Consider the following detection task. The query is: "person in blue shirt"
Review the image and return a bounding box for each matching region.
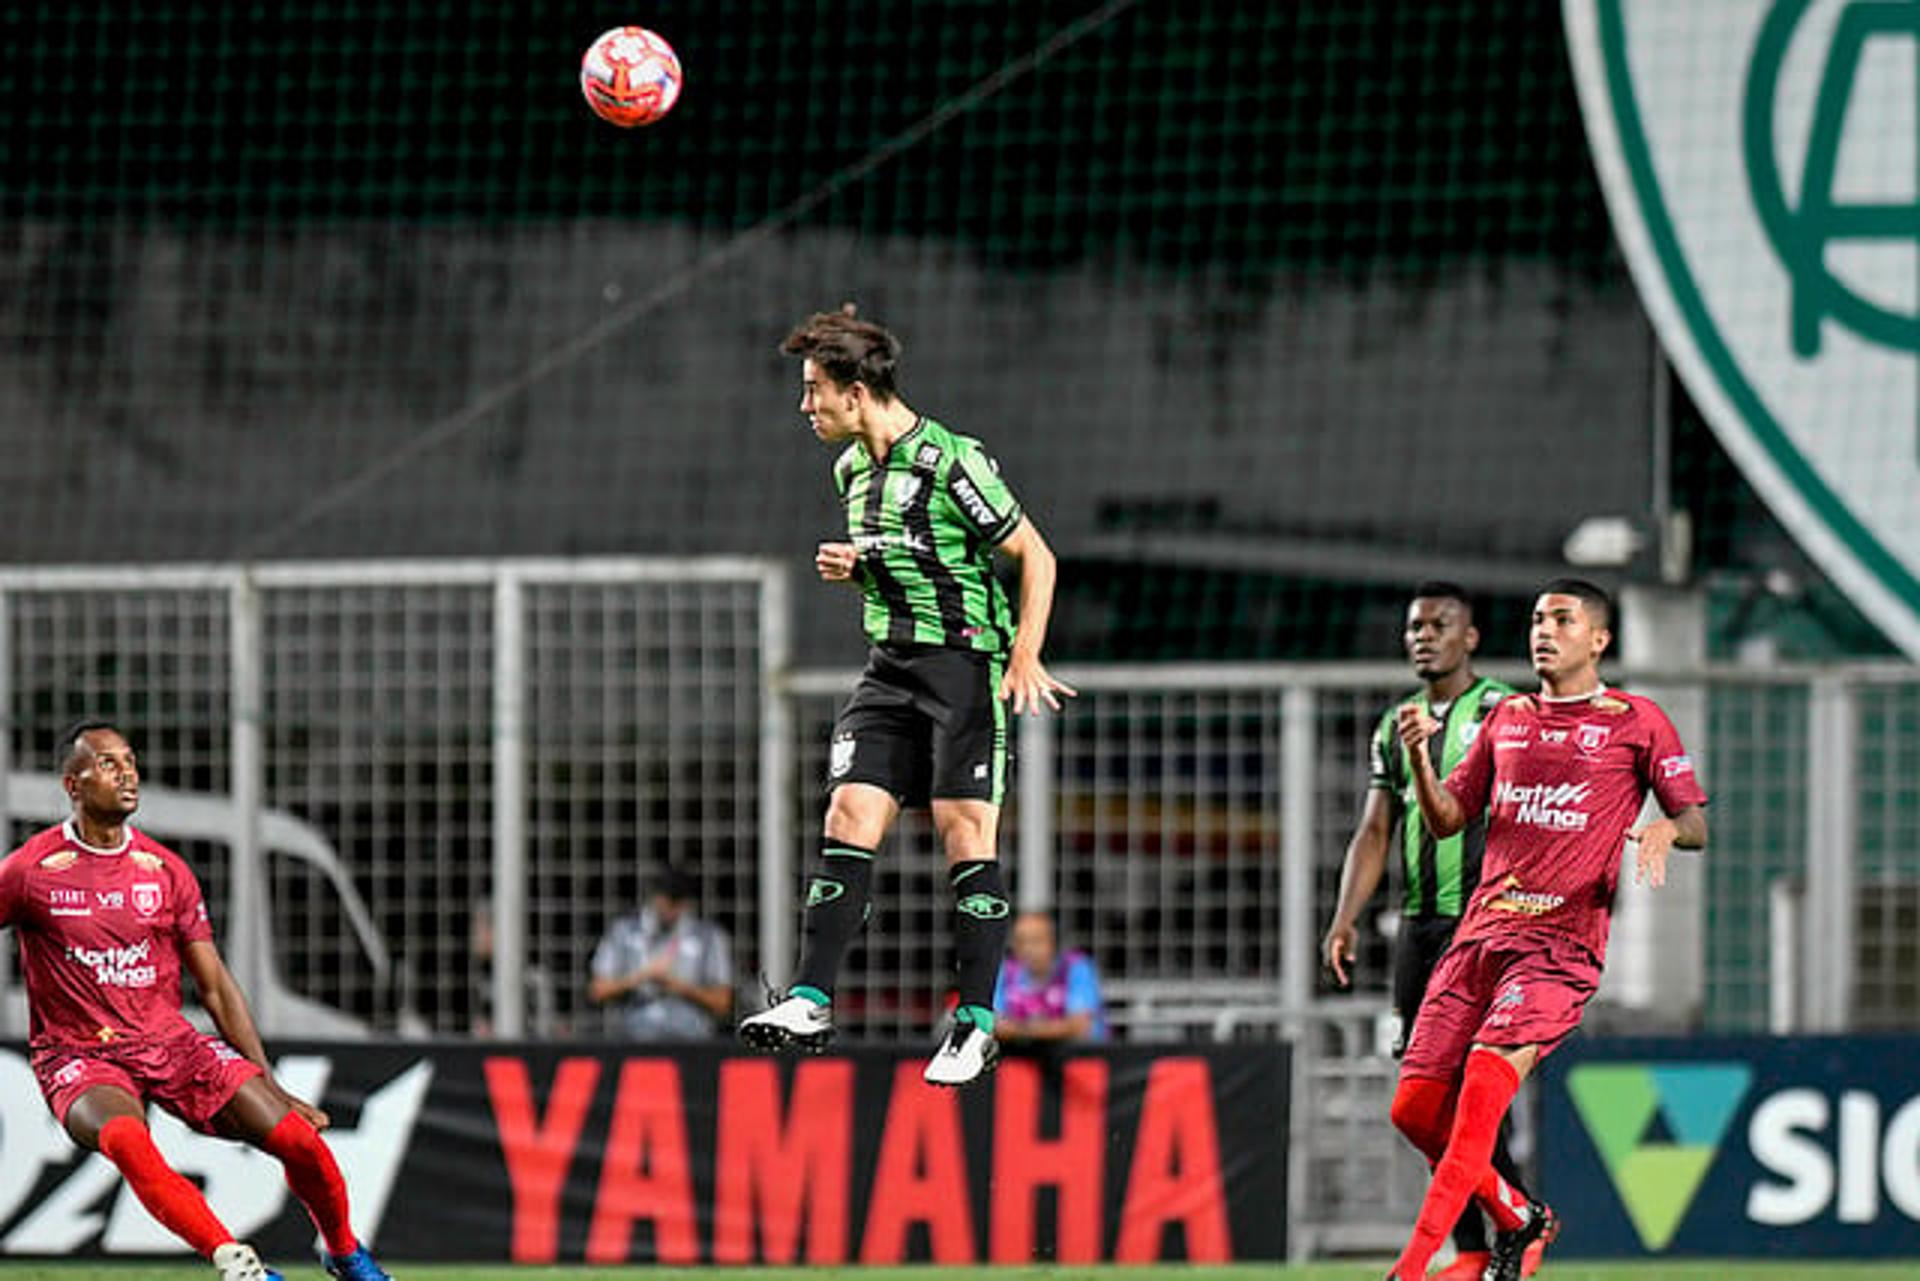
[992,912,1108,1043]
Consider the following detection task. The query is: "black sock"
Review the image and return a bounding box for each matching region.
[947,859,1010,1025]
[792,841,875,998]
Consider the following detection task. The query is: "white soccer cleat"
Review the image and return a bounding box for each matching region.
[923,1021,1000,1088]
[212,1242,283,1281]
[738,993,835,1053]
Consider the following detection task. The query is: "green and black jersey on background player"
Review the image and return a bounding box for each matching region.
[1367,676,1513,918]
[833,417,1023,655]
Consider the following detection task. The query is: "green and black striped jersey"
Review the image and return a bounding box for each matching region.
[833,417,1023,654]
[1368,675,1513,918]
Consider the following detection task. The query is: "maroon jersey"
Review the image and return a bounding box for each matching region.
[1442,688,1707,964]
[0,822,214,1050]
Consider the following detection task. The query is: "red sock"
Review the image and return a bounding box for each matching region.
[1393,1049,1522,1277]
[1388,1075,1457,1166]
[97,1116,234,1259]
[262,1111,359,1256]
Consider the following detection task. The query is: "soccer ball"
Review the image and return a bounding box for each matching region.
[580,26,682,128]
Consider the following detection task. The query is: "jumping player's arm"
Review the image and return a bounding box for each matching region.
[181,940,331,1130]
[995,518,1077,715]
[818,448,865,586]
[1323,788,1395,987]
[816,541,862,584]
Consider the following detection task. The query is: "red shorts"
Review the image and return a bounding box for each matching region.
[32,1031,262,1134]
[1399,932,1601,1082]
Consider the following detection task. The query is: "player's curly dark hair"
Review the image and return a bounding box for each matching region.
[780,307,902,401]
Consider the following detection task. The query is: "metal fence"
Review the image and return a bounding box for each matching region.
[1,559,1917,1256]
[0,558,790,1042]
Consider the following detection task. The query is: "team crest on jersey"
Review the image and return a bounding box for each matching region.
[895,474,925,509]
[1576,723,1613,755]
[39,849,78,872]
[131,882,163,917]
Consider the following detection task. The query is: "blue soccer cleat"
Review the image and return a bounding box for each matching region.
[322,1245,393,1281]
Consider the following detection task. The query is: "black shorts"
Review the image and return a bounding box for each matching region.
[828,643,1009,807]
[1391,914,1463,1058]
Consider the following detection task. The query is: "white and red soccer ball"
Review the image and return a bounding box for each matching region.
[580,26,682,128]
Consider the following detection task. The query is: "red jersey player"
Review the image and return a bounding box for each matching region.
[1383,581,1709,1281]
[0,721,395,1281]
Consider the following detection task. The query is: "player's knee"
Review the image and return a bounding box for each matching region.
[824,785,892,845]
[930,803,997,859]
[1389,1076,1450,1151]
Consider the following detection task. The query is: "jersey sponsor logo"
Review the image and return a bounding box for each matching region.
[828,734,855,779]
[1577,723,1614,755]
[48,888,90,918]
[130,851,164,872]
[38,850,77,872]
[131,882,163,918]
[950,475,1002,529]
[1499,723,1531,739]
[916,442,943,468]
[1661,754,1695,779]
[853,531,931,555]
[1497,780,1593,831]
[66,938,158,989]
[806,877,846,907]
[1542,729,1571,744]
[94,890,124,910]
[50,1057,87,1088]
[1566,1,1920,658]
[1485,874,1570,918]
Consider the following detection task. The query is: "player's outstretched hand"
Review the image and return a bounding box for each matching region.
[999,653,1077,715]
[816,541,859,582]
[1628,816,1677,888]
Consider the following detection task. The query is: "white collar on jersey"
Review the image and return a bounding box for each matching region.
[1538,683,1609,705]
[62,819,135,857]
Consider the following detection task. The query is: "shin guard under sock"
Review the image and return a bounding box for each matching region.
[98,1115,234,1259]
[263,1111,358,1256]
[1393,1048,1522,1277]
[792,842,876,997]
[947,859,1010,1028]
